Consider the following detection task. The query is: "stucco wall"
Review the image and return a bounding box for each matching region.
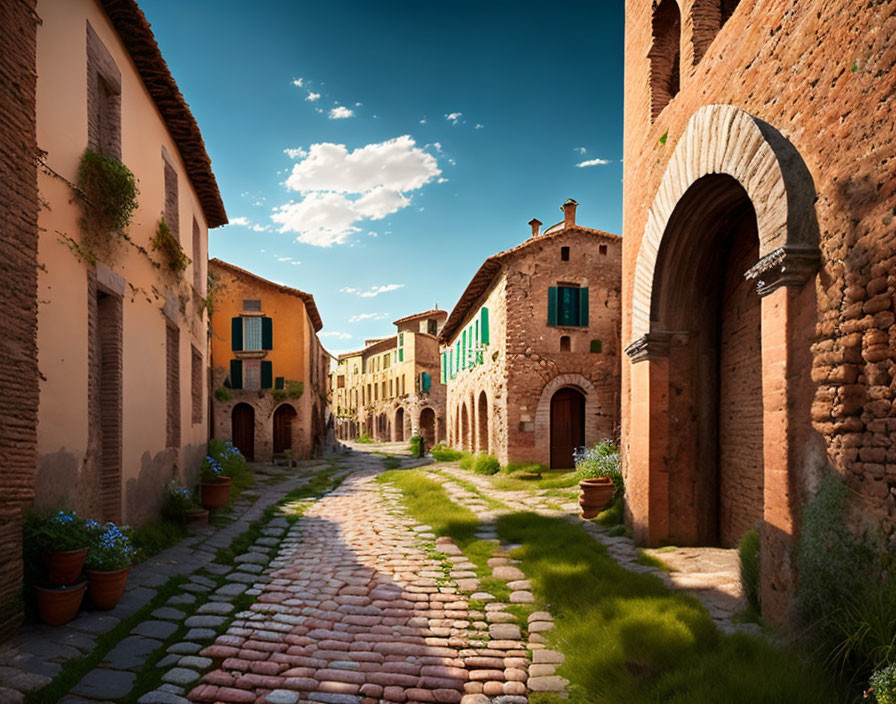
[35,0,211,525]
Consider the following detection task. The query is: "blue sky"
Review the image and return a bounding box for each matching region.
[141,0,624,354]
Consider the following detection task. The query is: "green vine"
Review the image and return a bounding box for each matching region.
[75,148,139,261]
[151,219,191,274]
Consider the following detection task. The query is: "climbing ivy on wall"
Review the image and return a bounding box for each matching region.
[75,148,139,262]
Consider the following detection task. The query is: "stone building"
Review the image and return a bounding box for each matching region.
[440,200,621,469]
[209,260,329,461]
[33,1,226,531]
[331,309,447,447]
[0,0,41,638]
[621,0,896,624]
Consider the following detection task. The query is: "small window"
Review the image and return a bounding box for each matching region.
[243,299,261,311]
[428,319,438,336]
[191,345,202,424]
[244,360,261,390]
[599,244,608,255]
[560,336,571,352]
[275,376,285,389]
[163,159,179,241]
[590,339,603,354]
[561,246,570,261]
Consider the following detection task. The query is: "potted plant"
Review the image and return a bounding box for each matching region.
[199,455,232,509]
[84,521,135,609]
[34,581,87,626]
[162,481,208,528]
[574,441,623,519]
[24,510,90,586]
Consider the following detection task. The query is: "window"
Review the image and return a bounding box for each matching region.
[276,376,285,389]
[548,286,590,327]
[231,316,272,351]
[243,299,261,311]
[191,345,202,424]
[192,219,203,292]
[599,244,608,255]
[165,323,180,448]
[163,158,179,241]
[560,336,571,352]
[649,0,681,121]
[401,376,406,395]
[244,317,262,350]
[244,360,261,390]
[427,319,438,336]
[337,375,345,388]
[561,246,570,261]
[389,379,394,397]
[86,22,121,159]
[590,339,603,354]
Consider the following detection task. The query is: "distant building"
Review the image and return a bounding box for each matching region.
[209,259,329,461]
[621,0,896,625]
[331,309,447,447]
[440,200,621,469]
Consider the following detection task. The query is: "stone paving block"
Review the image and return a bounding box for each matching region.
[132,620,178,640]
[137,690,191,703]
[161,667,201,685]
[0,666,49,692]
[167,642,202,655]
[166,593,197,606]
[102,635,162,670]
[152,606,187,621]
[71,667,136,699]
[184,615,227,628]
[177,655,212,670]
[197,601,234,615]
[184,628,217,641]
[67,613,120,635]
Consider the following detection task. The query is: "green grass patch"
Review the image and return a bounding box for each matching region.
[25,577,187,704]
[431,444,464,462]
[130,519,188,563]
[428,469,507,511]
[381,455,402,470]
[594,499,624,527]
[636,550,671,572]
[496,512,846,704]
[356,432,373,443]
[490,469,581,492]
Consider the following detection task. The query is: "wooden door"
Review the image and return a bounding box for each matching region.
[273,404,297,454]
[232,403,255,461]
[550,388,585,469]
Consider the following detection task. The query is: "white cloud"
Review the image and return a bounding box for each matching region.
[474,123,484,129]
[306,91,320,102]
[354,102,362,107]
[319,331,352,340]
[419,118,427,124]
[575,146,587,154]
[228,216,251,226]
[276,256,292,262]
[445,112,463,125]
[348,312,386,323]
[284,147,307,160]
[292,77,303,87]
[272,136,440,246]
[577,157,611,167]
[251,224,269,232]
[340,284,404,298]
[329,106,354,119]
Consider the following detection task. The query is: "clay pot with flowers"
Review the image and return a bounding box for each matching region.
[84,521,135,609]
[199,455,232,510]
[574,440,624,519]
[24,510,90,625]
[162,481,208,529]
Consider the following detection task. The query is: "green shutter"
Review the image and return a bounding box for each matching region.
[579,287,589,326]
[229,360,242,389]
[590,339,603,354]
[261,317,273,350]
[455,341,460,373]
[261,360,273,389]
[421,372,431,391]
[399,348,404,362]
[275,376,285,389]
[461,330,467,369]
[441,353,447,381]
[480,308,489,344]
[547,287,558,326]
[231,317,243,351]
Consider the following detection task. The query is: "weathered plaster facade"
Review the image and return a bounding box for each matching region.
[441,202,621,468]
[621,0,896,625]
[33,0,226,531]
[331,310,447,447]
[209,260,328,462]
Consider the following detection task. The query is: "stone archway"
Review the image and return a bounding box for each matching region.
[460,403,470,452]
[273,403,297,455]
[625,104,821,625]
[534,373,601,468]
[420,407,436,450]
[394,408,405,442]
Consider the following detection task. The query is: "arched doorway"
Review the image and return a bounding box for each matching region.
[477,391,489,455]
[394,408,405,442]
[273,404,297,454]
[649,174,763,547]
[460,403,470,452]
[231,403,255,461]
[420,407,436,449]
[550,388,585,469]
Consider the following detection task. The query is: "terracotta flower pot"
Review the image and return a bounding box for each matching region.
[185,507,209,529]
[200,477,233,509]
[35,581,86,626]
[86,567,130,610]
[578,477,615,519]
[42,547,88,586]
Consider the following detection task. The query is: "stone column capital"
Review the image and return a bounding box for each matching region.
[625,331,689,363]
[745,245,820,297]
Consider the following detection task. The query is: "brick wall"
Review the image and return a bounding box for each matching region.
[0,0,39,638]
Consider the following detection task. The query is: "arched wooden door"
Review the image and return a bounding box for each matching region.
[232,403,255,461]
[550,388,585,469]
[273,404,297,454]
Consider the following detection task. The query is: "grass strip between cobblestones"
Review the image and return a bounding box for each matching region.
[24,577,188,704]
[496,512,848,704]
[428,468,508,510]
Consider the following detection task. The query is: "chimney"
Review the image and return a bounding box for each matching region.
[528,218,542,238]
[561,198,578,229]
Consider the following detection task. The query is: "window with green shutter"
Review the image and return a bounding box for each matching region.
[421,372,431,391]
[547,287,558,326]
[261,317,273,350]
[441,353,447,381]
[398,348,404,362]
[231,318,243,351]
[461,329,467,369]
[275,376,285,389]
[229,359,242,389]
[480,307,489,345]
[549,286,589,327]
[261,361,273,389]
